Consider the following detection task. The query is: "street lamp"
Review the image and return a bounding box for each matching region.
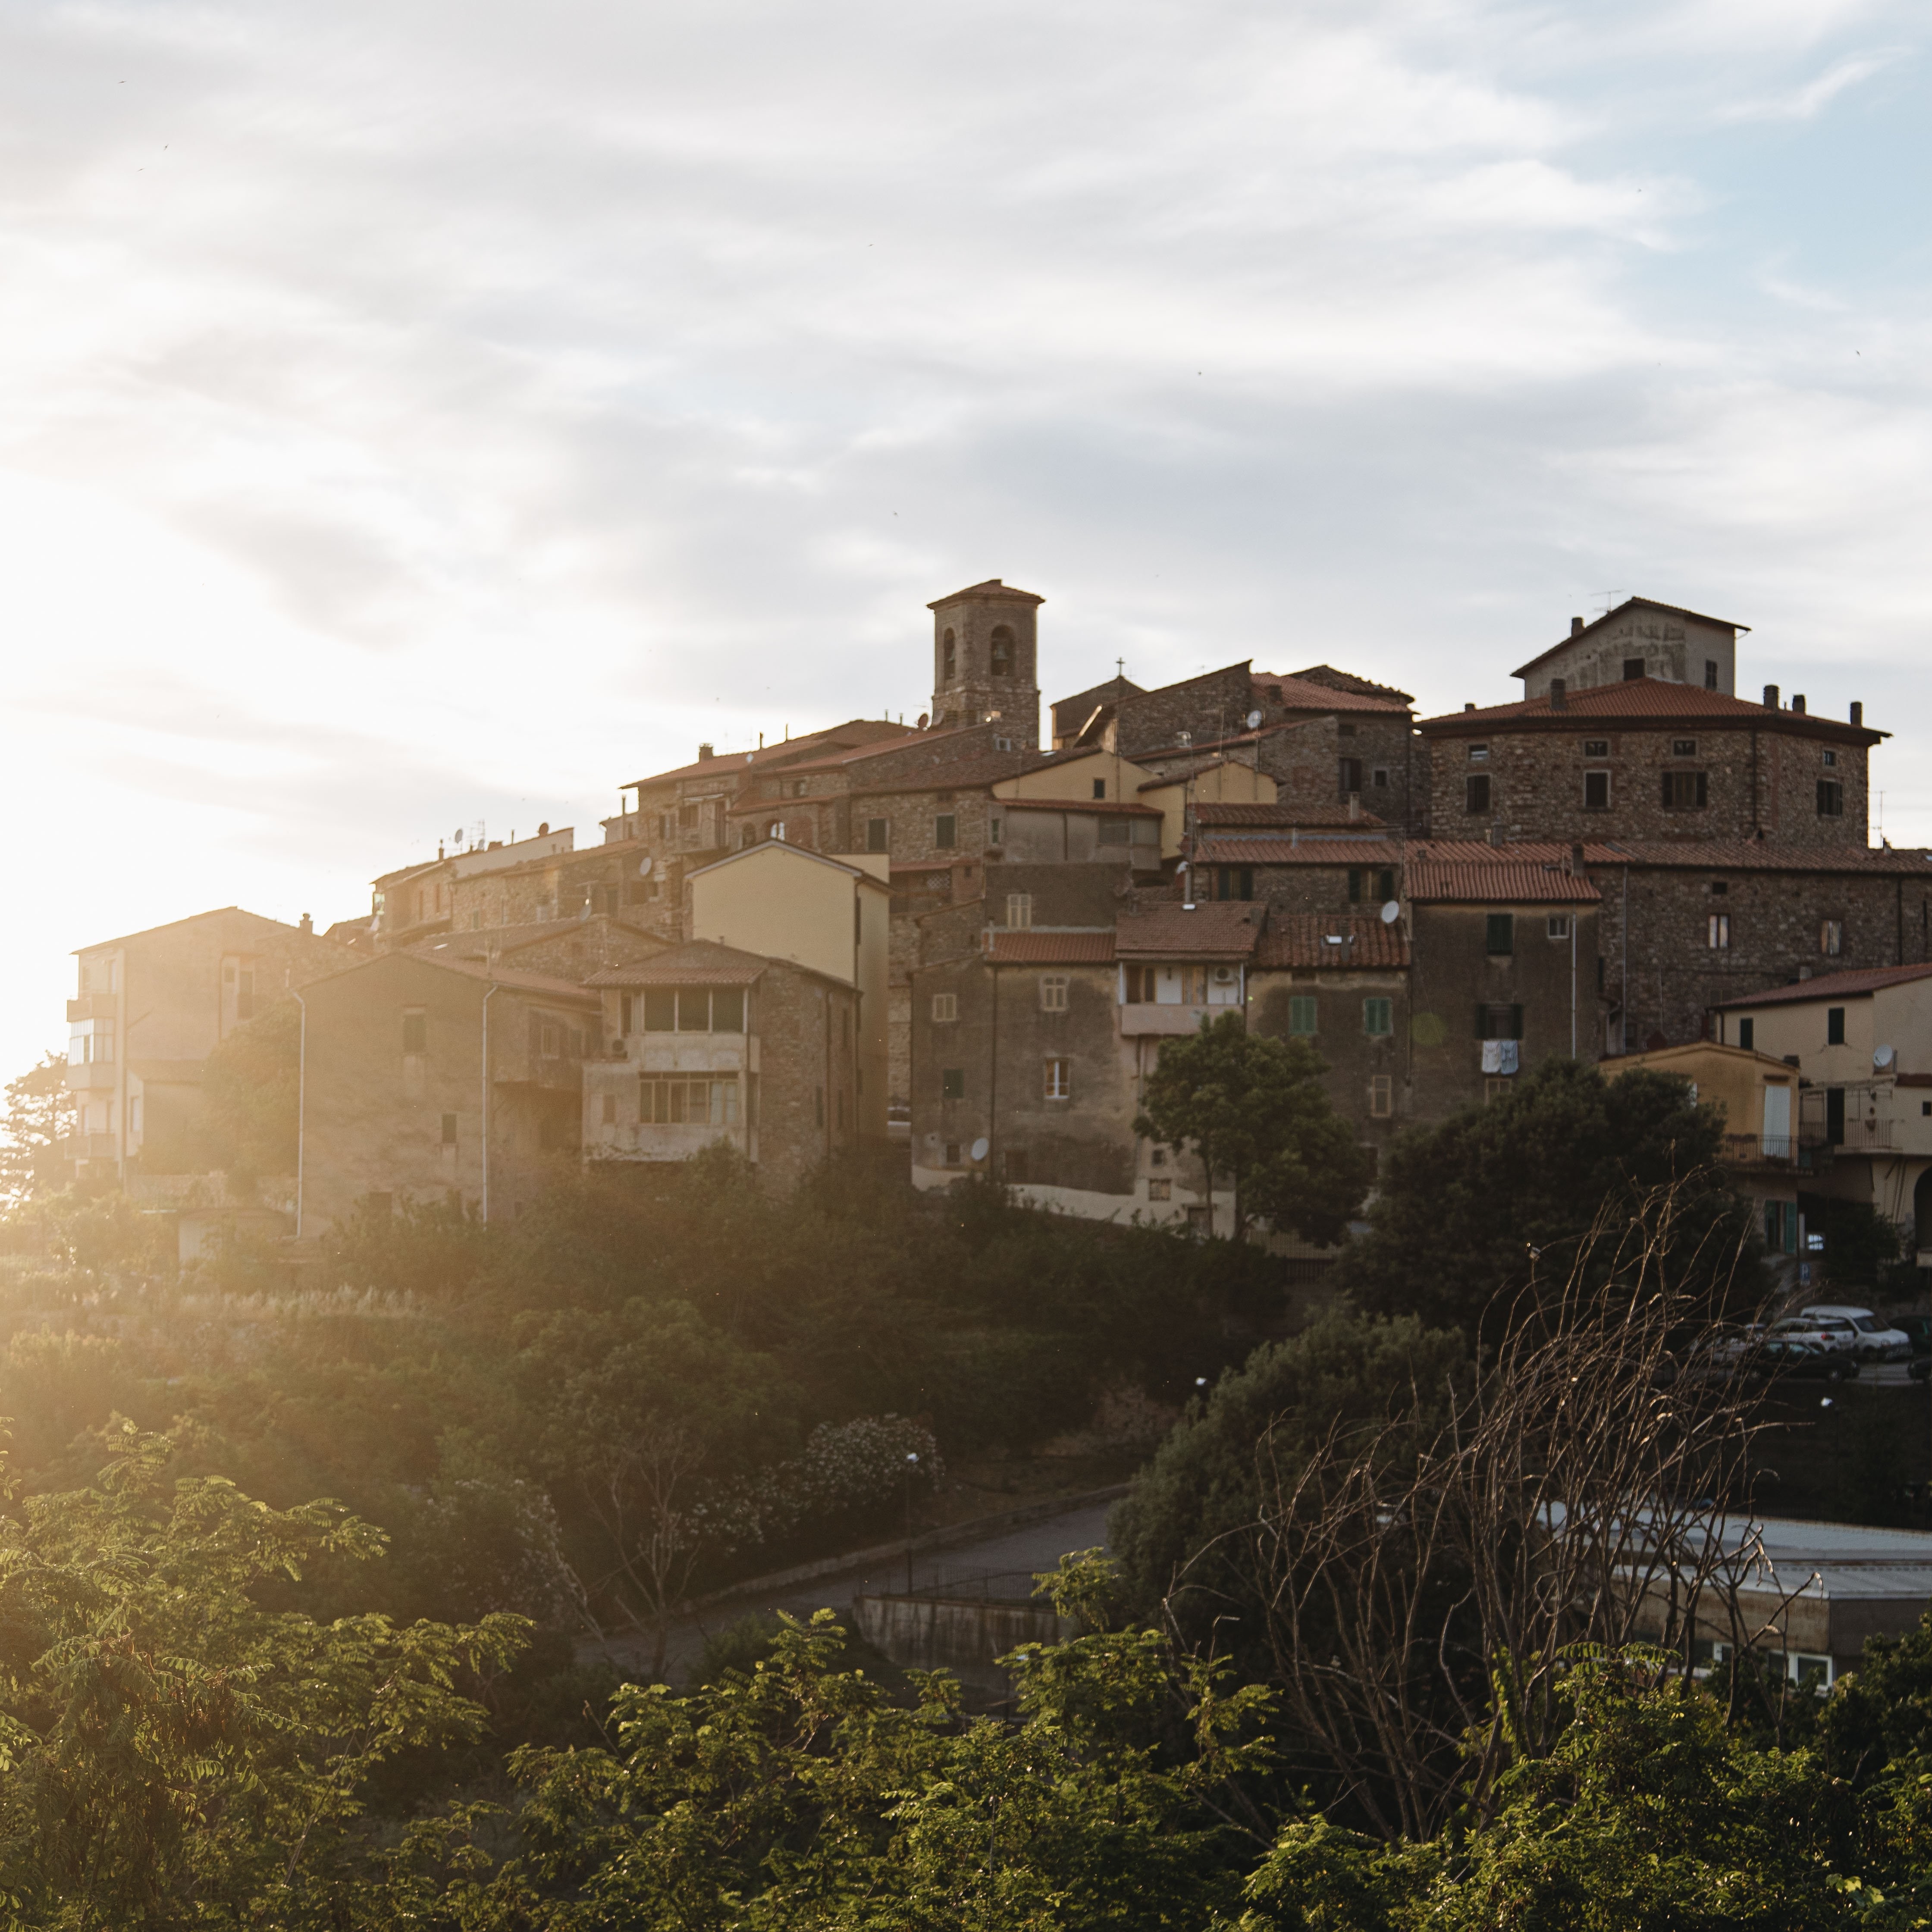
[903,1452,920,1594]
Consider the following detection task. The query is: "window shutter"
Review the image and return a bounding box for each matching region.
[1696,772,1708,807]
[1510,1004,1524,1040]
[1661,772,1672,808]
[1477,1004,1488,1039]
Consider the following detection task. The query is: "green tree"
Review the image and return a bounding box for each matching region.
[200,995,302,1182]
[0,1053,75,1209]
[0,1419,527,1926]
[1135,1014,1372,1244]
[1343,1057,1760,1333]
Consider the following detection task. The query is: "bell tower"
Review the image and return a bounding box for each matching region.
[926,579,1043,748]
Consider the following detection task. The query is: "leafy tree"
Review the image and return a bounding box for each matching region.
[0,1419,527,1926]
[1135,1013,1373,1243]
[200,995,302,1182]
[1342,1057,1761,1332]
[0,1053,74,1208]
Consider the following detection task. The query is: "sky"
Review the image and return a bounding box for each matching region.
[2,0,1929,1079]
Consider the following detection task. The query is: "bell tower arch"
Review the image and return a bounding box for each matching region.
[926,578,1043,748]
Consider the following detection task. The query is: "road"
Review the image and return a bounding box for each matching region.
[588,1495,1120,1685]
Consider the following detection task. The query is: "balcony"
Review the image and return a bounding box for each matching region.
[59,1133,118,1162]
[64,1059,116,1091]
[1723,1133,1794,1167]
[1119,1002,1240,1037]
[66,995,115,1022]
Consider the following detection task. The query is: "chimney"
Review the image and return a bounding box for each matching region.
[1487,823,1505,847]
[537,820,549,836]
[698,743,714,761]
[298,913,313,936]
[1850,700,1863,727]
[1570,842,1585,875]
[1791,694,1806,715]
[1463,701,1476,713]
[1549,677,1567,711]
[1570,616,1584,637]
[1348,794,1361,821]
[1763,684,1779,710]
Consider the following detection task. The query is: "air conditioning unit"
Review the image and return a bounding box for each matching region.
[1212,966,1237,985]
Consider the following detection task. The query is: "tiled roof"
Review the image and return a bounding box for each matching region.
[1116,900,1264,958]
[987,930,1117,963]
[1418,677,1881,741]
[1511,596,1750,678]
[1405,844,1602,905]
[1286,664,1416,705]
[1195,836,1403,866]
[1190,800,1386,827]
[928,577,1044,608]
[1580,840,1932,875]
[1714,962,1932,1010]
[1003,796,1161,817]
[1255,914,1410,969]
[77,906,358,957]
[581,940,772,988]
[401,955,602,1002]
[410,915,669,961]
[624,720,917,790]
[1249,672,1411,715]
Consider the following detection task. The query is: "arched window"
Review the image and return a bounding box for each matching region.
[989,624,1014,677]
[941,628,956,683]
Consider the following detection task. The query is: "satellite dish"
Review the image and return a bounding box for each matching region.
[1245,709,1262,730]
[638,856,653,878]
[1875,1044,1897,1071]
[1380,900,1400,925]
[970,1137,990,1163]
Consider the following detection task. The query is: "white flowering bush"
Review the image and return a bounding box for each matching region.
[693,1414,941,1558]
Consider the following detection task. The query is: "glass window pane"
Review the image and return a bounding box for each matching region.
[712,986,745,1032]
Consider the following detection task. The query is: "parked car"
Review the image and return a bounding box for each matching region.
[1748,1339,1860,1385]
[1798,1305,1913,1363]
[1768,1315,1862,1355]
[1910,1355,1931,1384]
[1885,1313,1932,1358]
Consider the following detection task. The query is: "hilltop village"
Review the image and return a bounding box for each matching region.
[56,580,1932,1264]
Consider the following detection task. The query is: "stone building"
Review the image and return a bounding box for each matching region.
[1415,681,1879,851]
[1711,962,1932,1260]
[408,913,671,981]
[927,579,1044,743]
[371,827,575,950]
[65,907,357,1183]
[1512,596,1747,700]
[295,953,599,1233]
[580,940,863,1195]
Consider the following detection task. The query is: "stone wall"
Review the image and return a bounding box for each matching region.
[1248,965,1411,1157]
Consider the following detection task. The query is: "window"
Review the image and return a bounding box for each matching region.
[1820,919,1843,957]
[790,779,807,798]
[1583,738,1609,757]
[237,970,255,1021]
[1479,1003,1524,1039]
[993,737,1013,752]
[941,628,956,683]
[1148,1178,1171,1200]
[1006,893,1033,928]
[1622,658,1644,680]
[1363,997,1393,1036]
[1737,1017,1754,1050]
[1468,743,1489,762]
[402,1010,427,1054]
[989,815,1003,844]
[1817,779,1843,817]
[990,624,1014,676]
[932,993,958,1022]
[1338,721,1357,738]
[1092,777,1107,799]
[1339,756,1363,796]
[1822,749,1838,768]
[1349,866,1396,905]
[1044,1057,1071,1100]
[1098,819,1132,844]
[643,988,676,1031]
[1486,913,1514,956]
[1216,866,1253,901]
[1040,974,1069,1011]
[1288,995,1317,1036]
[1710,879,1728,894]
[941,1067,964,1100]
[1827,1007,1845,1046]
[600,1093,616,1125]
[935,813,957,849]
[1372,767,1389,789]
[1584,771,1610,810]
[1662,771,1708,810]
[1708,914,1730,949]
[540,1022,562,1056]
[1672,738,1697,756]
[441,1113,458,1145]
[639,1075,740,1126]
[1704,659,1719,690]
[1465,774,1491,814]
[1369,1075,1393,1118]
[678,803,698,830]
[1547,914,1570,939]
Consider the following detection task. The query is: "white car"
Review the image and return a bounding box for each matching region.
[1798,1305,1914,1363]
[1768,1315,1861,1355]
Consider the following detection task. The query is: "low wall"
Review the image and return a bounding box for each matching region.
[852,1592,1074,1672]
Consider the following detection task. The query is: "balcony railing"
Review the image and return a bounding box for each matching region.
[1724,1132,1794,1165]
[66,995,115,1022]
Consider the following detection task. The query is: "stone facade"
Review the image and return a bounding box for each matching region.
[1512,598,1744,700]
[928,580,1044,746]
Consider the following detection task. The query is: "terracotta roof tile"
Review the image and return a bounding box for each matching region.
[1248,673,1411,714]
[1190,800,1387,827]
[987,930,1117,963]
[581,939,772,988]
[1003,796,1161,816]
[1255,913,1409,969]
[1195,835,1403,866]
[1715,962,1932,1009]
[1116,900,1264,958]
[1418,677,1881,741]
[401,956,602,1001]
[1404,844,1601,905]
